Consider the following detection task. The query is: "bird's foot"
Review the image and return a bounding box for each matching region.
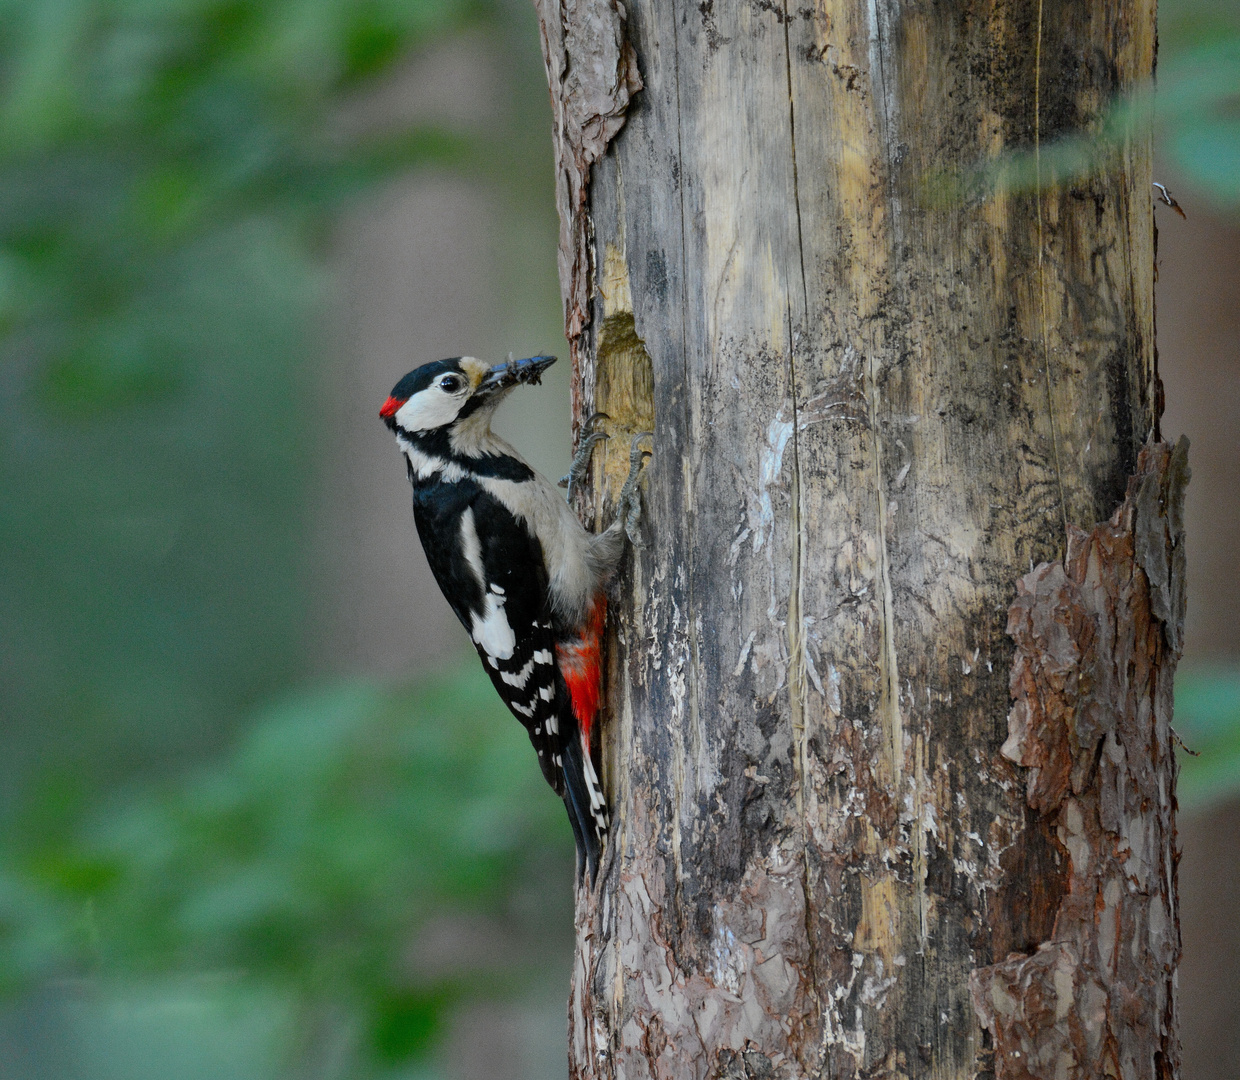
[559,412,611,503]
[620,433,654,546]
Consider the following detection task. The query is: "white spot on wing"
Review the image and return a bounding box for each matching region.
[460,507,515,661]
[580,738,608,830]
[500,658,535,688]
[546,714,558,735]
[538,685,555,702]
[459,505,484,577]
[474,609,515,661]
[533,649,553,664]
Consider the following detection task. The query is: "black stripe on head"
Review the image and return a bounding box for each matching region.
[387,359,464,401]
[455,391,497,421]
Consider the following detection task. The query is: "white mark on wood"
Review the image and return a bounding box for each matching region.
[734,630,757,677]
[825,662,842,717]
[803,641,825,696]
[753,414,794,555]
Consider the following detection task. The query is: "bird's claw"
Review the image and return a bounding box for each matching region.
[559,412,612,502]
[621,433,654,547]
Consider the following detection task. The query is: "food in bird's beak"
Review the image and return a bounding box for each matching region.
[475,355,557,395]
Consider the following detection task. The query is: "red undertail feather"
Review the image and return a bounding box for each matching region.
[556,596,606,742]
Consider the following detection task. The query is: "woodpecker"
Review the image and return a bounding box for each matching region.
[380,354,646,880]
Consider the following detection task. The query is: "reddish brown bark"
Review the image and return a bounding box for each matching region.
[971,439,1188,1080]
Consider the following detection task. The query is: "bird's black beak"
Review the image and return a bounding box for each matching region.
[474,355,557,397]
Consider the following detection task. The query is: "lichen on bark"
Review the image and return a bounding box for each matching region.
[971,438,1189,1080]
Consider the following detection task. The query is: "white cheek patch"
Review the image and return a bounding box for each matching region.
[394,386,466,432]
[459,507,516,661]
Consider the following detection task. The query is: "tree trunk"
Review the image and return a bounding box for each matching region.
[534,1,1183,1078]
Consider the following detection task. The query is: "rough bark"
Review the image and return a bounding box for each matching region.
[533,0,643,427]
[971,438,1186,1080]
[532,1,1176,1078]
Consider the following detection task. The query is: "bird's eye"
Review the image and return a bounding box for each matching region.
[439,375,464,393]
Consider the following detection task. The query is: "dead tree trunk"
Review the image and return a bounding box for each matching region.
[534,1,1183,1077]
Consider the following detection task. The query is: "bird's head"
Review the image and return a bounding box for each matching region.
[379,355,556,438]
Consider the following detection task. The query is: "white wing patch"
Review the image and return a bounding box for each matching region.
[459,507,515,661]
[500,657,536,688]
[533,649,552,664]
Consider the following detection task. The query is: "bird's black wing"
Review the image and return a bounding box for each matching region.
[469,490,606,878]
[411,477,568,793]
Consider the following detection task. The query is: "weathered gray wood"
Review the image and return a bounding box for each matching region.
[534,1,1179,1077]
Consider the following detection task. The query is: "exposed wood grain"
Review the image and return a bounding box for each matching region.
[532,0,1174,1077]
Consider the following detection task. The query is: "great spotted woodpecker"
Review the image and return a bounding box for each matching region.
[380,355,646,880]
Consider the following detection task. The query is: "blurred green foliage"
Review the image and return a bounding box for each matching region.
[1159,0,1240,207]
[0,0,491,809]
[0,0,480,394]
[1175,669,1240,810]
[2,668,573,1075]
[920,0,1240,212]
[0,0,575,1075]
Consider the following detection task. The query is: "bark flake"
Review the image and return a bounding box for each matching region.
[970,438,1188,1080]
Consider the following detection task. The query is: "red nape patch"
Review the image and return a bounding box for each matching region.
[379,395,405,418]
[557,596,607,741]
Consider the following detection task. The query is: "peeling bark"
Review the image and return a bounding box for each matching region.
[533,0,642,425]
[531,0,1171,1078]
[971,438,1187,1080]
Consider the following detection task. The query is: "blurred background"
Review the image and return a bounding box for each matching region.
[0,1,1234,1078]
